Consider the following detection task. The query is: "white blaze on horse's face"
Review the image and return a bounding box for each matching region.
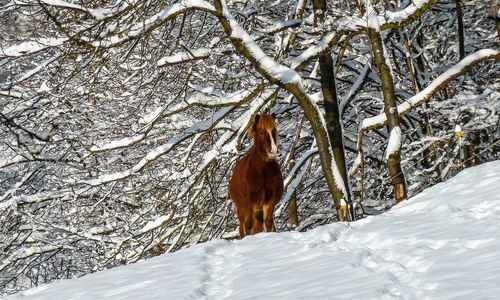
[268,130,277,160]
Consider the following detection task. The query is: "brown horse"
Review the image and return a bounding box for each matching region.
[229,113,284,238]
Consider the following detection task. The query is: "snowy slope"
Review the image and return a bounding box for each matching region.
[5,161,500,300]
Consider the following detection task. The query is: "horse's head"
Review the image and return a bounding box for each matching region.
[249,113,278,160]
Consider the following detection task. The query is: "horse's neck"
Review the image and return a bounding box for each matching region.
[248,145,268,167]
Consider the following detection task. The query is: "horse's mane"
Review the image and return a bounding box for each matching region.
[247,114,276,138]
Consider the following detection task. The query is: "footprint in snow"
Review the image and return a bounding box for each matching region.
[189,240,240,299]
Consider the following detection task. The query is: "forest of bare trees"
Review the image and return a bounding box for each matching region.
[1,0,499,295]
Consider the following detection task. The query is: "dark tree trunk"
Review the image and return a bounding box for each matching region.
[313,0,353,220]
[318,53,353,220]
[318,54,348,188]
[455,0,465,59]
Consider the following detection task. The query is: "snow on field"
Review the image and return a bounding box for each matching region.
[5,161,500,299]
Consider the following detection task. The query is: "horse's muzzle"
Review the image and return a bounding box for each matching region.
[268,152,277,160]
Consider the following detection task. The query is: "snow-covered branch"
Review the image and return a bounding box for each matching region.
[0,245,61,273]
[360,49,500,131]
[214,0,301,85]
[157,48,210,67]
[87,0,216,48]
[0,189,79,210]
[290,31,345,70]
[382,0,440,30]
[14,0,118,19]
[89,83,269,153]
[0,90,23,98]
[0,170,37,203]
[290,0,440,70]
[82,106,234,186]
[0,38,67,58]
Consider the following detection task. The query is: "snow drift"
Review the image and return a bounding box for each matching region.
[6,161,500,299]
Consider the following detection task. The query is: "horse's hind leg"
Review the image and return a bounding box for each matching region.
[251,205,264,235]
[263,202,276,232]
[237,207,252,238]
[236,209,245,238]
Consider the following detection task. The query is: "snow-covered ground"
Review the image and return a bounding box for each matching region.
[5,161,500,299]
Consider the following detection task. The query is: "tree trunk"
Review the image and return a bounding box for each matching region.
[313,0,353,220]
[367,29,408,203]
[318,53,353,220]
[463,132,479,168]
[287,192,299,226]
[455,0,465,59]
[317,54,348,188]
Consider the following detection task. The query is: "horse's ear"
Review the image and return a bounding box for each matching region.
[271,112,276,119]
[252,114,261,132]
[248,114,260,137]
[254,114,261,124]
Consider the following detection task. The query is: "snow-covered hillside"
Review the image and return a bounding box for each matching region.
[5,161,500,300]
